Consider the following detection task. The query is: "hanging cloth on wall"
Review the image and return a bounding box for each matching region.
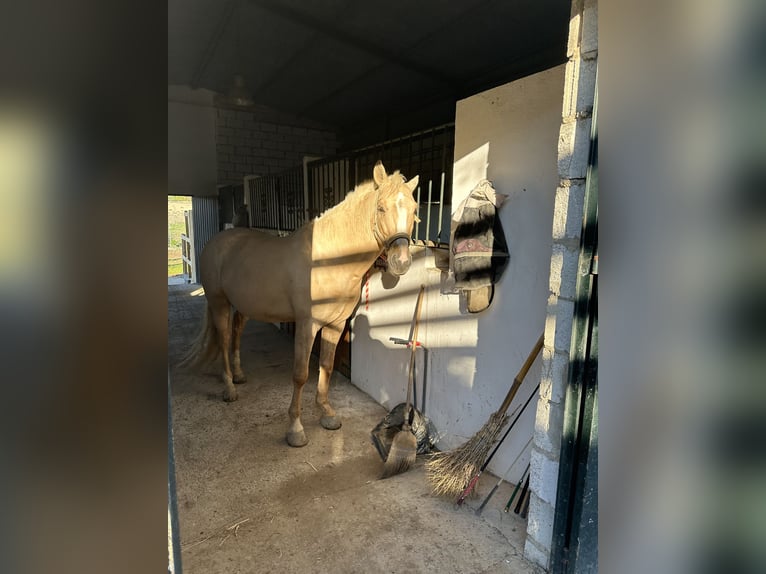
[451,179,509,312]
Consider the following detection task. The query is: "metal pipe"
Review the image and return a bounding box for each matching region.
[421,345,429,415]
[437,171,445,243]
[415,185,421,240]
[426,179,433,242]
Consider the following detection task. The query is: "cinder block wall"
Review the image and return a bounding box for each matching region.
[524,0,597,569]
[215,106,338,185]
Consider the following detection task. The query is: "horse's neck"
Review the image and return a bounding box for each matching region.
[312,193,380,264]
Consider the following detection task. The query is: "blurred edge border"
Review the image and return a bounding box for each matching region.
[0,1,764,573]
[0,1,168,574]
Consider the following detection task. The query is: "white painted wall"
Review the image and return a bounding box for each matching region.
[168,85,218,197]
[351,65,566,481]
[351,247,467,418]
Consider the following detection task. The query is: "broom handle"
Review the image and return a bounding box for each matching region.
[520,486,531,519]
[475,436,532,515]
[515,474,531,514]
[481,382,541,473]
[499,333,544,414]
[404,285,426,424]
[504,463,530,512]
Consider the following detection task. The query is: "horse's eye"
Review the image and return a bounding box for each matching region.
[377,205,386,213]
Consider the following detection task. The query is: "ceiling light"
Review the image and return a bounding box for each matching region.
[227,74,253,107]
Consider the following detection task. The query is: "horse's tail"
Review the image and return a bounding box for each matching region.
[178,303,220,369]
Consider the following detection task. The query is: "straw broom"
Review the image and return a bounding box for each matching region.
[425,333,543,498]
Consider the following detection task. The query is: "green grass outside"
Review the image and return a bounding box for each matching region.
[168,195,192,276]
[168,260,184,276]
[168,221,186,248]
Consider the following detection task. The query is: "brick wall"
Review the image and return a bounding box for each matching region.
[215,105,338,185]
[524,0,597,570]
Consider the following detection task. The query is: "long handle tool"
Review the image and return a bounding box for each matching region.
[475,437,532,516]
[381,285,426,478]
[504,463,530,513]
[514,474,531,514]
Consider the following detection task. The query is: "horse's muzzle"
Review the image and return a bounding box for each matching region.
[386,236,412,276]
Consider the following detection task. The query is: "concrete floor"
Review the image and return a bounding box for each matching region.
[169,284,542,574]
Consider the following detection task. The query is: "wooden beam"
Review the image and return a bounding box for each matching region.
[191,0,236,89]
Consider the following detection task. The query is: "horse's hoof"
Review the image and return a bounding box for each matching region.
[286,430,308,447]
[320,415,342,430]
[223,388,239,402]
[233,374,247,384]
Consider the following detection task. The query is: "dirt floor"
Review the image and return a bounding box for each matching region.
[169,284,542,574]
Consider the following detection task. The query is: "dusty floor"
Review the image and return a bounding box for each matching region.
[169,284,542,574]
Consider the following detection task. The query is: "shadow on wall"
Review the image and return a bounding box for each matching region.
[351,258,503,453]
[351,302,456,415]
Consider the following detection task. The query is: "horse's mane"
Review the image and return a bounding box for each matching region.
[314,170,404,222]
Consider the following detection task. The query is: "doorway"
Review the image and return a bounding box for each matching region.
[168,195,193,285]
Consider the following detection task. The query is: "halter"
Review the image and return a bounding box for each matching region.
[372,198,411,248]
[384,232,411,248]
[372,176,413,249]
[373,215,410,248]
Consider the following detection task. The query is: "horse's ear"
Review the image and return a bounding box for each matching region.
[406,175,420,193]
[373,161,388,186]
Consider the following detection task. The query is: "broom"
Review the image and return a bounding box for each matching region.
[425,333,544,498]
[457,381,541,505]
[381,284,426,478]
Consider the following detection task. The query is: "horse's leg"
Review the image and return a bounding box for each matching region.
[286,320,319,447]
[210,299,237,402]
[231,310,248,384]
[316,321,344,430]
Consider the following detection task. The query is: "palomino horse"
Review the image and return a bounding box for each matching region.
[181,162,419,447]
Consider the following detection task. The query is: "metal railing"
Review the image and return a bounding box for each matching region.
[242,124,455,244]
[181,233,193,280]
[245,166,305,234]
[190,196,219,283]
[307,124,454,244]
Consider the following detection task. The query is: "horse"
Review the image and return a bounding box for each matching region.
[180,162,420,447]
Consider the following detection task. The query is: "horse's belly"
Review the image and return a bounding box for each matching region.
[227,284,296,322]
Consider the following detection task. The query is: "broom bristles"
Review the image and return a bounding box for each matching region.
[425,411,508,498]
[381,429,418,478]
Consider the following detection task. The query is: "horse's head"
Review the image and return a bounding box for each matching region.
[372,161,420,276]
